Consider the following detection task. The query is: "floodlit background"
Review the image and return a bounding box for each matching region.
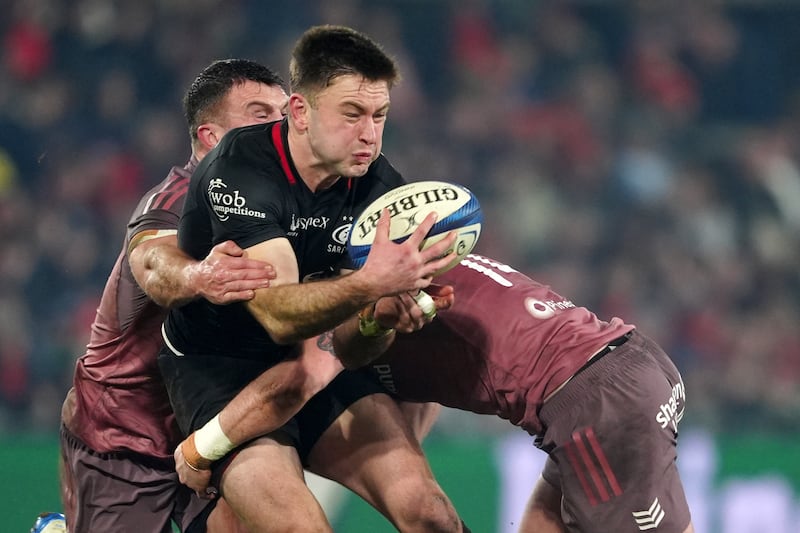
[1,1,799,531]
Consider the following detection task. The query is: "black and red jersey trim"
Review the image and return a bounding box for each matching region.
[271,121,297,185]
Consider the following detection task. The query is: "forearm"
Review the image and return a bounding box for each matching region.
[248,269,382,345]
[182,360,310,469]
[181,335,343,468]
[332,305,396,369]
[130,236,200,308]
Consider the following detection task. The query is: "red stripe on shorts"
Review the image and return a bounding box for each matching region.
[572,430,611,502]
[585,427,622,497]
[564,438,598,506]
[565,428,623,506]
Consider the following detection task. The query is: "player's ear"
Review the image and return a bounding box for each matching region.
[197,123,223,151]
[288,94,309,131]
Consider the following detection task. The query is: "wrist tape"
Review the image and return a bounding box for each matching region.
[183,414,234,470]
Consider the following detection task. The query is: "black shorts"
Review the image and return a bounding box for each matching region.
[158,350,384,465]
[537,330,691,533]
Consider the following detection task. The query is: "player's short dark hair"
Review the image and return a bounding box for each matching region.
[289,25,399,101]
[183,58,284,141]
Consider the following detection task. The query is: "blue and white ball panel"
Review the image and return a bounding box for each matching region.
[347,180,483,273]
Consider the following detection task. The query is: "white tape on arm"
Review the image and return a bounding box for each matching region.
[193,414,235,462]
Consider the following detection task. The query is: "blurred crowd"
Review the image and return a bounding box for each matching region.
[1,0,799,434]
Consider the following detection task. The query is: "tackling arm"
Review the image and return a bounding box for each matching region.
[332,283,456,369]
[129,231,275,307]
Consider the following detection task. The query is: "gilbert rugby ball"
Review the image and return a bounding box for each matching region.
[348,180,482,275]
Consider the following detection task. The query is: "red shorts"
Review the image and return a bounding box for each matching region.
[538,330,691,533]
[60,426,213,533]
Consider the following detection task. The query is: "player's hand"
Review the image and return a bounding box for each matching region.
[359,209,458,297]
[192,240,275,304]
[174,438,217,499]
[373,284,454,333]
[424,283,455,312]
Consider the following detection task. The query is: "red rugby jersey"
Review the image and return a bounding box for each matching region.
[66,159,194,459]
[374,254,634,436]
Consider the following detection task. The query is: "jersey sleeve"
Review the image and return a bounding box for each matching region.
[126,209,179,245]
[124,170,189,251]
[198,154,287,250]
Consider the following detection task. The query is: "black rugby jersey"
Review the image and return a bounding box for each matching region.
[164,119,405,361]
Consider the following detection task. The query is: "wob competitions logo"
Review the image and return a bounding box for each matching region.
[208,177,266,221]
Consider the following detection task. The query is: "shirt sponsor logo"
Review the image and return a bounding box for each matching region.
[208,178,266,221]
[525,297,575,319]
[372,363,397,393]
[655,381,686,432]
[290,213,331,232]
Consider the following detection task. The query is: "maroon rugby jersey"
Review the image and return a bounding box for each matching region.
[66,158,195,459]
[373,254,634,436]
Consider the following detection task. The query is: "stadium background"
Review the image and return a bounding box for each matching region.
[1,0,799,531]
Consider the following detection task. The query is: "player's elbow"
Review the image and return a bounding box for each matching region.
[267,362,322,412]
[332,341,383,370]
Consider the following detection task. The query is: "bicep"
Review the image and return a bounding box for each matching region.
[244,237,299,291]
[242,237,300,337]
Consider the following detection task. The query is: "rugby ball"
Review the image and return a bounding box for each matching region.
[348,180,482,275]
[30,513,66,533]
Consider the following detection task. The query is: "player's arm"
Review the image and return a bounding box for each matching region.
[332,283,456,369]
[129,230,275,307]
[175,333,344,494]
[242,210,458,345]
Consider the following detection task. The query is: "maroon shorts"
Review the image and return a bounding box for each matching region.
[60,426,213,533]
[537,330,691,533]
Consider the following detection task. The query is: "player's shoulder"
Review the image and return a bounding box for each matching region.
[127,163,191,224]
[217,122,273,153]
[204,123,283,178]
[441,254,532,287]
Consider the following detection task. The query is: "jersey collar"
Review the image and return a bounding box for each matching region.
[271,120,297,185]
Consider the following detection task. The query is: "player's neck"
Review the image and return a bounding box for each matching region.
[287,130,340,192]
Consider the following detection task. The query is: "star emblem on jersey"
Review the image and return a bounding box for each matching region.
[632,497,665,530]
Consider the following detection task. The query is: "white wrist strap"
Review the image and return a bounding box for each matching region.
[194,414,235,461]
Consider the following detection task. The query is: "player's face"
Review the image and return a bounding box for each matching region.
[219,80,288,129]
[305,74,390,178]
